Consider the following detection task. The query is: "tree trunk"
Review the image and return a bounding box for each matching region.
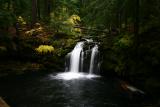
[118,13,122,31]
[7,0,11,10]
[32,0,37,27]
[37,0,41,20]
[124,11,128,30]
[44,0,51,17]
[134,0,140,45]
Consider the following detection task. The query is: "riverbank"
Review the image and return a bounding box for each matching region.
[0,61,43,77]
[0,57,65,78]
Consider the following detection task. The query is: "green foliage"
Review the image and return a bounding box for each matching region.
[66,39,76,48]
[81,0,119,27]
[50,10,81,35]
[0,10,16,28]
[115,34,133,48]
[49,0,81,36]
[52,38,76,56]
[101,33,135,77]
[0,0,29,28]
[55,48,66,57]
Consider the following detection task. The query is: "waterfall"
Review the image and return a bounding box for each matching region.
[89,45,99,74]
[64,53,71,72]
[80,51,84,72]
[69,42,84,73]
[55,40,100,80]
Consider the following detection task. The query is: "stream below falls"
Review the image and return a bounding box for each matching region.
[0,72,149,107]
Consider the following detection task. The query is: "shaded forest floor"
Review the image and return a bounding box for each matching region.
[0,61,42,77]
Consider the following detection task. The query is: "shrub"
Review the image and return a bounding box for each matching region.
[35,45,54,54]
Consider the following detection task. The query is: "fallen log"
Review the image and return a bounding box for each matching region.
[0,97,10,107]
[74,25,109,33]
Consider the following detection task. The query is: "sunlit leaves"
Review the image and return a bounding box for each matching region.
[35,45,54,54]
[66,15,81,25]
[17,16,26,25]
[25,23,43,36]
[63,14,81,34]
[50,12,81,35]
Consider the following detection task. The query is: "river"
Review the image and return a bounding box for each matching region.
[0,72,148,107]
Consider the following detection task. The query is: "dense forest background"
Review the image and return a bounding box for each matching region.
[0,0,160,106]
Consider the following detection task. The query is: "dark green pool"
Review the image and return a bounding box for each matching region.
[0,72,149,107]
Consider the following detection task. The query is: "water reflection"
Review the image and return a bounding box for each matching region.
[51,72,100,80]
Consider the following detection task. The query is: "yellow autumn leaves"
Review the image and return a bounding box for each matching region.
[66,15,81,25]
[65,14,81,33]
[17,16,26,25]
[35,45,54,54]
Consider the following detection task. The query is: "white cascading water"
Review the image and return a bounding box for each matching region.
[89,45,99,74]
[80,51,84,72]
[64,53,70,72]
[69,42,84,72]
[55,41,100,80]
